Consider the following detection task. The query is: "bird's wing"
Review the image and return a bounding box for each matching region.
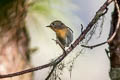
[66,27,73,33]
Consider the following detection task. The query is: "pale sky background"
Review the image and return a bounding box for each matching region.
[26,0,114,80]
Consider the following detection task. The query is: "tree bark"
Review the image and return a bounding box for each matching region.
[109,0,120,79]
[0,0,32,80]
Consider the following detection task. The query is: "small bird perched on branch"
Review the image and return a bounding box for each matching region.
[46,20,73,48]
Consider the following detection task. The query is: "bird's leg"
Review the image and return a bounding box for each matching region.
[52,39,66,55]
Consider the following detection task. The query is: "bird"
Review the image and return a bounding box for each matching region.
[46,20,73,48]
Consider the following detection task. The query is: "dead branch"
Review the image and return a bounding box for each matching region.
[45,39,66,80]
[107,0,120,43]
[81,41,107,49]
[52,39,66,54]
[45,64,57,80]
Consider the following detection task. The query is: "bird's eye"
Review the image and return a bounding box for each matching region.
[52,23,54,25]
[52,23,56,26]
[51,23,55,26]
[50,23,55,27]
[61,23,63,25]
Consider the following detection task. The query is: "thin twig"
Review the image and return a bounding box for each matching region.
[105,48,110,59]
[81,24,84,32]
[101,7,108,16]
[45,65,57,80]
[52,39,66,54]
[45,39,66,80]
[0,0,113,78]
[81,41,107,49]
[108,0,120,43]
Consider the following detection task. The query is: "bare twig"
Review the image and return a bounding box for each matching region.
[101,7,108,16]
[105,48,110,59]
[52,39,66,54]
[81,24,84,32]
[45,39,66,80]
[45,65,57,80]
[108,0,120,43]
[0,0,113,78]
[81,41,107,49]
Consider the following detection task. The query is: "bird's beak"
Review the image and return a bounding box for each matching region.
[46,25,51,27]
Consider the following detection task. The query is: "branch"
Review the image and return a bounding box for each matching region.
[45,65,57,80]
[45,39,66,80]
[81,24,84,32]
[0,0,113,78]
[107,0,120,43]
[81,41,107,49]
[52,39,66,54]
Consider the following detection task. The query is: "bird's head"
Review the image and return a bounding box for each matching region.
[46,20,65,29]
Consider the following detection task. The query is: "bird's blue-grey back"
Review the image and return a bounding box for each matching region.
[65,28,73,47]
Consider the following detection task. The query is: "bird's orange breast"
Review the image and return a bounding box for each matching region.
[54,28,68,39]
